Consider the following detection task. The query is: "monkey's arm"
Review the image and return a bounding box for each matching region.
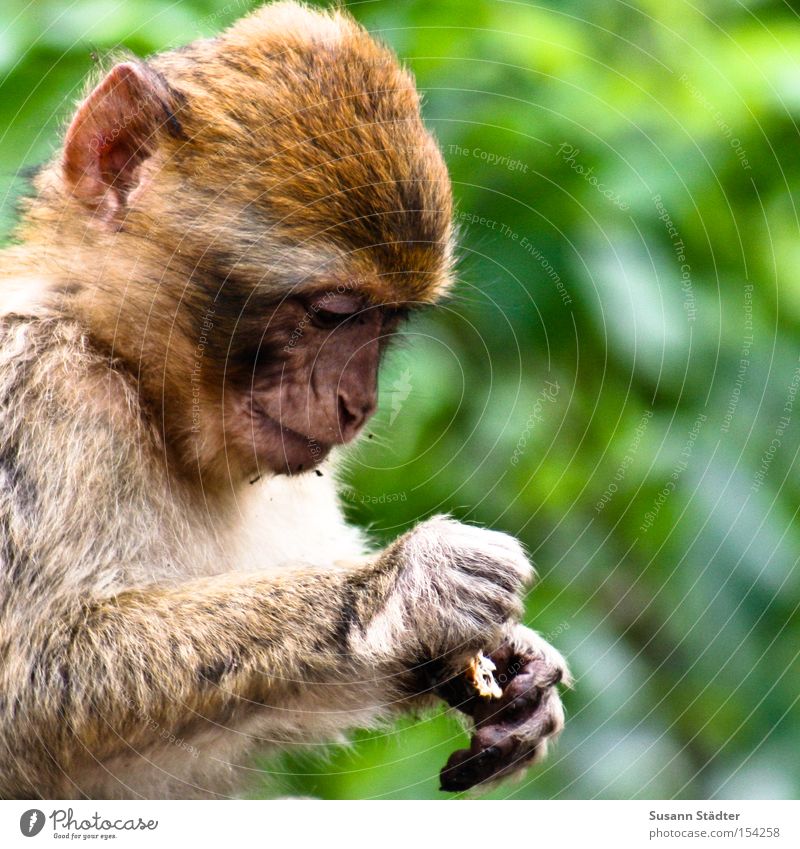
[7,518,530,778]
[12,570,382,771]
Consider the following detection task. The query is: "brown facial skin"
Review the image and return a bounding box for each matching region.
[225,292,404,475]
[17,7,454,492]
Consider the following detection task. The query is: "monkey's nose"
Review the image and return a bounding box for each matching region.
[337,393,375,441]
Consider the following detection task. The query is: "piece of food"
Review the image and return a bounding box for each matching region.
[466,651,503,699]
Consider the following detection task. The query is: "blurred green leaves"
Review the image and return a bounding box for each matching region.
[1,0,798,800]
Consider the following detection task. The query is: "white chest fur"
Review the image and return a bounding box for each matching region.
[229,463,368,572]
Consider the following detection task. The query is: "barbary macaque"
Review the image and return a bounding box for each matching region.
[0,1,569,799]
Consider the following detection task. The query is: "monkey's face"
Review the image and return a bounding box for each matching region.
[54,4,454,484]
[224,291,403,475]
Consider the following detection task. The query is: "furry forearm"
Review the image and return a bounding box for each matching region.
[2,562,413,794]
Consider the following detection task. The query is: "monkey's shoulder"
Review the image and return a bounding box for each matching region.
[0,312,162,511]
[0,313,143,423]
[0,313,194,593]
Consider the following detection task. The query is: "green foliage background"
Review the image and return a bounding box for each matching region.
[2,0,798,799]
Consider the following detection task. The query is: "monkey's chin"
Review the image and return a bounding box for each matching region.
[246,403,332,475]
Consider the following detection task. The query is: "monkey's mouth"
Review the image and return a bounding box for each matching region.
[247,399,333,474]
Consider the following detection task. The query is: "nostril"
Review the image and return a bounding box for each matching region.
[338,394,359,437]
[337,394,372,440]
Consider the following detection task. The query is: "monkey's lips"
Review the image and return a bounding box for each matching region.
[247,399,333,474]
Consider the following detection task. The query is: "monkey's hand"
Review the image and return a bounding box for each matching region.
[376,516,534,665]
[436,624,571,793]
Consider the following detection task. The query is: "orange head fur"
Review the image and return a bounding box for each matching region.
[11,1,455,484]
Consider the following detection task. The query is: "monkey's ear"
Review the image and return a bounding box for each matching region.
[63,62,178,216]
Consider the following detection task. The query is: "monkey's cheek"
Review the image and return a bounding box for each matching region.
[238,415,331,474]
[271,431,332,475]
[226,394,329,474]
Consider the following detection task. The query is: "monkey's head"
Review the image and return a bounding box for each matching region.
[35,2,453,483]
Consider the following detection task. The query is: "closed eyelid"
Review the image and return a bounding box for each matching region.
[310,293,364,315]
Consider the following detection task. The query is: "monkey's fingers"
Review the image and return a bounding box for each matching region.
[440,735,519,792]
[439,714,543,792]
[439,653,564,792]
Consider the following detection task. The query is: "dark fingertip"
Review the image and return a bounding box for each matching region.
[477,745,501,763]
[440,746,503,792]
[507,655,527,680]
[502,696,529,720]
[440,764,476,792]
[508,687,543,715]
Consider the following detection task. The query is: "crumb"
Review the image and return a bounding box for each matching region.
[467,652,502,699]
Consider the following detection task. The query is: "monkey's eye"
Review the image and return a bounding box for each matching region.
[309,293,363,328]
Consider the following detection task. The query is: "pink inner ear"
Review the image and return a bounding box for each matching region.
[63,62,166,213]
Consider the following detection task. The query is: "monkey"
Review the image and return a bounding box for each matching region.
[0,1,570,799]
